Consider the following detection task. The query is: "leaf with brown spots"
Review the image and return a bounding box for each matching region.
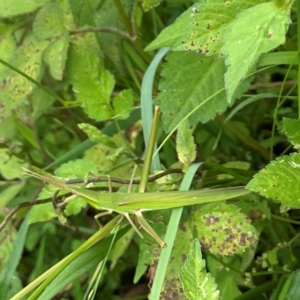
[145,0,265,55]
[0,38,49,123]
[194,203,257,256]
[33,3,67,40]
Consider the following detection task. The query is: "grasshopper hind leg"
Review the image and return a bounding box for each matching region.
[135,210,166,248]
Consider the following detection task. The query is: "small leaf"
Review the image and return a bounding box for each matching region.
[113,89,133,120]
[28,202,57,224]
[67,44,115,121]
[141,0,162,11]
[43,33,69,80]
[33,3,66,40]
[222,1,292,103]
[246,153,300,208]
[194,203,257,256]
[176,121,196,172]
[283,118,300,150]
[180,239,220,300]
[55,159,99,179]
[78,123,118,149]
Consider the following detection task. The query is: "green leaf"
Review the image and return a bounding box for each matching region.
[145,0,263,54]
[113,89,134,120]
[67,43,115,121]
[94,0,133,71]
[78,123,119,149]
[222,1,292,103]
[176,120,196,172]
[194,203,257,255]
[246,153,300,209]
[0,149,28,179]
[0,183,24,208]
[55,159,99,178]
[0,34,16,78]
[158,51,227,133]
[0,38,49,123]
[141,0,162,11]
[206,255,242,299]
[283,269,300,300]
[0,0,49,18]
[180,239,220,300]
[0,223,17,273]
[283,118,300,150]
[43,33,69,80]
[28,202,57,224]
[33,3,66,40]
[160,214,193,299]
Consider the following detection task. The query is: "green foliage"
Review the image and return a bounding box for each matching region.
[222,0,293,103]
[1,0,300,299]
[180,239,220,300]
[247,153,300,209]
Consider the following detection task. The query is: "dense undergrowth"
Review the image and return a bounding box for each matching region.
[0,0,300,299]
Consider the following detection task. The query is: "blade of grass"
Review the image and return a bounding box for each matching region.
[0,215,29,300]
[149,162,202,300]
[10,215,123,300]
[141,47,169,172]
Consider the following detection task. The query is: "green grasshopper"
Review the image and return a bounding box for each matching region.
[24,168,250,247]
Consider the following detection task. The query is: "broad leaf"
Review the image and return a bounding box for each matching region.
[180,239,220,300]
[246,153,300,209]
[222,1,292,103]
[145,0,263,55]
[67,43,115,121]
[158,51,228,133]
[283,118,300,150]
[194,203,257,255]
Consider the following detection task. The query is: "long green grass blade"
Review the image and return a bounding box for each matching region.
[141,47,169,172]
[149,162,202,300]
